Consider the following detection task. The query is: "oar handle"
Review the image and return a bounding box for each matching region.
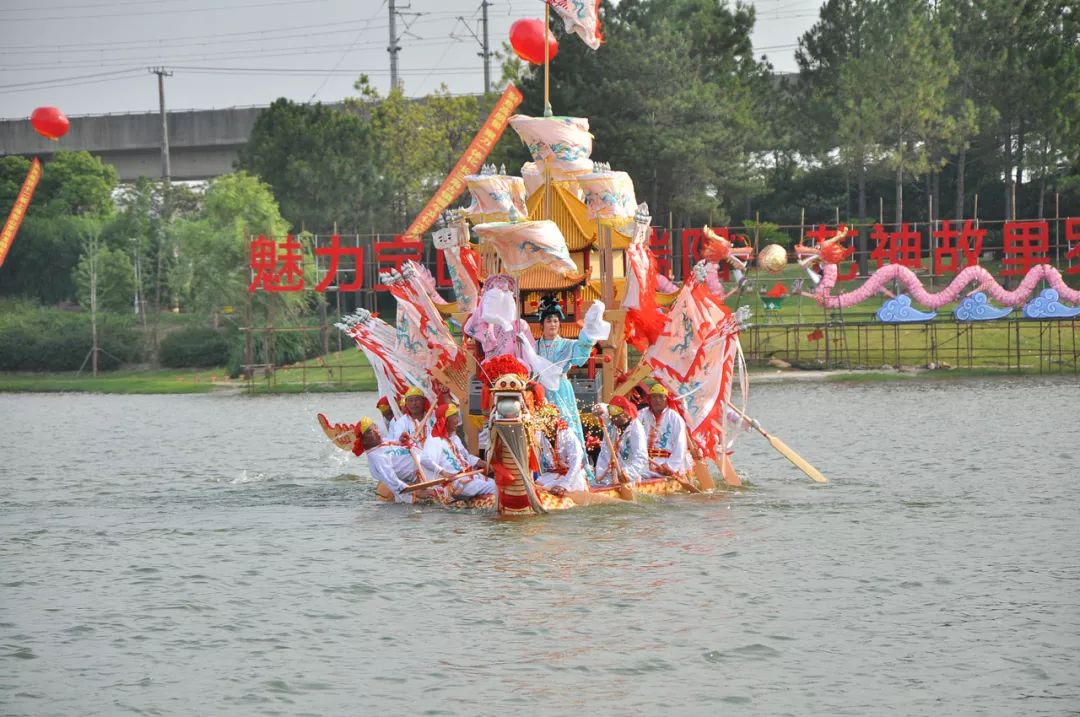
[597,409,629,485]
[401,468,483,494]
[725,403,765,437]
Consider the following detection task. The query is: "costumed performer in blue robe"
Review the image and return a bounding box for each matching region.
[534,295,610,481]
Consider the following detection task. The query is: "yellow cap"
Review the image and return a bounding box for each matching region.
[649,383,669,396]
[607,404,625,416]
[357,417,375,433]
[445,403,459,418]
[404,386,425,399]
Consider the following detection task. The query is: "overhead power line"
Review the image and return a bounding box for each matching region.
[0,15,455,51]
[0,0,330,21]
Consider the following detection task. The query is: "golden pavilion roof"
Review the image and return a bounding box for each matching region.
[526,182,596,251]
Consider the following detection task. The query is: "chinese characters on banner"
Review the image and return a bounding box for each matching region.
[249,218,1080,292]
[1067,218,1080,275]
[400,83,524,240]
[0,158,42,269]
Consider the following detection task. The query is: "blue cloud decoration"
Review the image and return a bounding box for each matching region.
[877,295,938,323]
[954,292,1014,321]
[1022,288,1080,319]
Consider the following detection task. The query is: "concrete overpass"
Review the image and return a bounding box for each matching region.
[0,105,268,181]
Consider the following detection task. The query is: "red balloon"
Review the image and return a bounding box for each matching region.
[509,18,558,65]
[30,106,69,141]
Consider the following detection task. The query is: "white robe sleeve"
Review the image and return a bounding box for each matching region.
[366,451,413,503]
[666,410,693,472]
[420,437,448,475]
[556,428,587,491]
[621,421,649,481]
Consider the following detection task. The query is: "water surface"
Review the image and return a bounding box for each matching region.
[1,377,1077,715]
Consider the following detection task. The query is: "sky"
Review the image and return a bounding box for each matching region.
[0,0,822,120]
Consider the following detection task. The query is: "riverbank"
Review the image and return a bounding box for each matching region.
[1,364,1062,394]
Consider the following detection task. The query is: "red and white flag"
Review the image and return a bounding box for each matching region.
[380,261,461,369]
[336,310,435,417]
[547,0,603,50]
[644,281,740,458]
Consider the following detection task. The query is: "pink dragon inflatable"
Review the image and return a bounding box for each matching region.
[797,230,1080,310]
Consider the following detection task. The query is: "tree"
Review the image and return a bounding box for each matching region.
[797,0,874,228]
[73,242,135,314]
[968,0,1080,219]
[175,171,308,319]
[840,0,957,227]
[512,0,765,225]
[348,80,482,230]
[0,151,118,304]
[35,151,118,219]
[238,98,384,233]
[0,215,101,303]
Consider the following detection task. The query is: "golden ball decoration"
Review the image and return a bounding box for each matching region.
[756,244,789,274]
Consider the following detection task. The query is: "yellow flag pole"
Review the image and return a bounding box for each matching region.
[543,1,552,117]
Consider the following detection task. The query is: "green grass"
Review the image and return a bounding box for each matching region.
[244,348,377,393]
[0,346,379,395]
[0,367,227,394]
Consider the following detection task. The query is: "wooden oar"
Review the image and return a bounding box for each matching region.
[726,404,828,484]
[598,414,635,501]
[400,468,484,494]
[648,461,702,494]
[684,429,729,489]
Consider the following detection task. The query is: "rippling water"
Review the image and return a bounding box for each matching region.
[1,376,1078,716]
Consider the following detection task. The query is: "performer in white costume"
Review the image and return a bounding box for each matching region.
[421,403,495,500]
[638,383,694,480]
[592,396,649,485]
[389,386,435,445]
[533,404,588,495]
[352,418,431,503]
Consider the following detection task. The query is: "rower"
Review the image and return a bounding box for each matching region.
[374,395,395,436]
[389,386,434,445]
[639,383,694,481]
[421,403,495,500]
[351,417,431,503]
[534,404,588,496]
[592,396,648,486]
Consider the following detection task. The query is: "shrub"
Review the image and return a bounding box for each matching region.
[225,325,323,378]
[158,326,230,368]
[0,303,145,371]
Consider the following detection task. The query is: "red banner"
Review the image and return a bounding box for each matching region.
[0,158,42,269]
[401,83,524,239]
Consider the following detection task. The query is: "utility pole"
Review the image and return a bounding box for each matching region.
[481,0,491,94]
[149,66,172,359]
[388,0,400,91]
[455,2,493,94]
[149,67,172,182]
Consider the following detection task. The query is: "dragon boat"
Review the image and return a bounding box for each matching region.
[316,8,840,514]
[315,105,780,515]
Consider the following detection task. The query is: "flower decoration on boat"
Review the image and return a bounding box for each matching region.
[529,403,567,441]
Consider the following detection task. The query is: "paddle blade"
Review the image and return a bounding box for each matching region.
[767,434,828,483]
[719,454,742,487]
[694,459,718,490]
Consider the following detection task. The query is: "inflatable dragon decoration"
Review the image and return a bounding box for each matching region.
[796,229,1080,320]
